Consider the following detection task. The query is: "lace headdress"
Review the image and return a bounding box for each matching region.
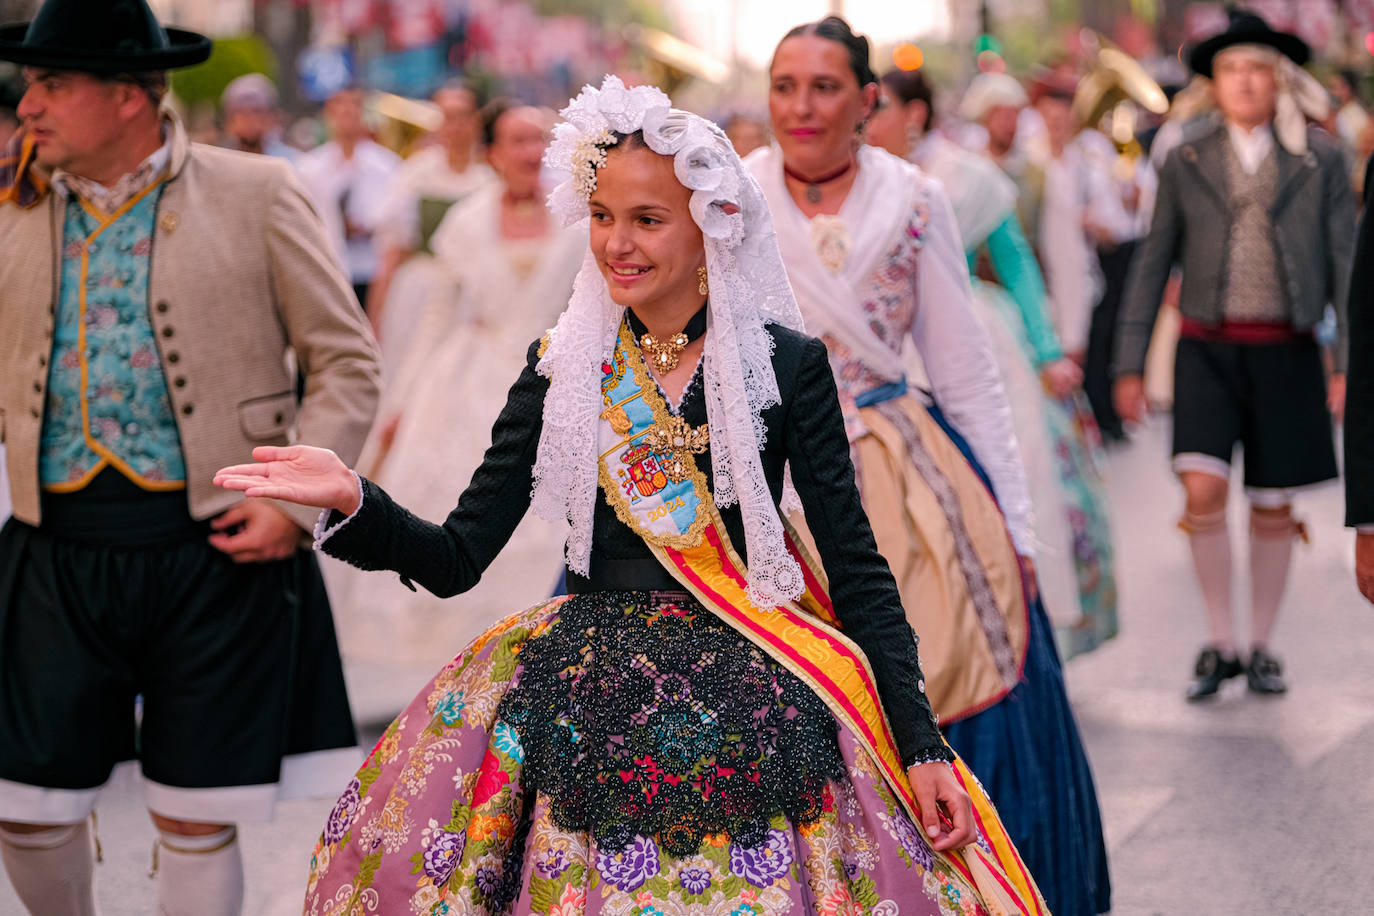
[533,75,807,608]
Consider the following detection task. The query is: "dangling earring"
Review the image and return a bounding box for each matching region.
[697,266,709,296]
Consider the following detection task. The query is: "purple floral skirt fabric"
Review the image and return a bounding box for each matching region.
[304,594,992,916]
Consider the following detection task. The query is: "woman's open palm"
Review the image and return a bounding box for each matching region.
[214,445,360,514]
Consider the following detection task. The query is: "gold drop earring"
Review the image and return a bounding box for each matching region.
[698,266,709,296]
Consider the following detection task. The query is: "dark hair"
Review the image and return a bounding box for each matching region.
[880,69,934,130]
[434,78,480,107]
[608,129,648,149]
[480,96,526,147]
[101,70,167,108]
[774,16,877,88]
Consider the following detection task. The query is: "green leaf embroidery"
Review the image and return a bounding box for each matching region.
[527,874,564,914]
[354,849,384,891]
[850,873,880,909]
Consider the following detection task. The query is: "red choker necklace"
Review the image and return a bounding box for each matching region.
[784,157,856,204]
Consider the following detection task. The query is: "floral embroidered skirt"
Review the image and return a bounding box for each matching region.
[305,591,1001,916]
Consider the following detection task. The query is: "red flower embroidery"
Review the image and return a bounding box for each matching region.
[470,749,510,808]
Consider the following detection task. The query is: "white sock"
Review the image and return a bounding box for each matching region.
[1250,506,1301,649]
[1182,508,1235,654]
[0,820,101,916]
[153,826,244,916]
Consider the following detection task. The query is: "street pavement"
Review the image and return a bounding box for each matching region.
[2,418,1371,915]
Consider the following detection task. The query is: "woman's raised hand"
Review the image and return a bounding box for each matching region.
[214,445,361,515]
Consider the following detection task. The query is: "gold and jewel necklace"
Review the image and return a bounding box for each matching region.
[627,304,708,374]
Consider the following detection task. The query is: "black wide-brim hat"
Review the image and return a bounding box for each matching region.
[0,0,211,73]
[1188,10,1309,78]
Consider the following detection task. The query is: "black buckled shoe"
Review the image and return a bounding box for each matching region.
[1246,647,1288,695]
[1186,647,1244,701]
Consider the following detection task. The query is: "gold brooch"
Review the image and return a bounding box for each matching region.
[644,415,709,482]
[639,330,690,372]
[601,404,632,435]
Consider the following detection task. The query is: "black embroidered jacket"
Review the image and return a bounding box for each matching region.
[320,323,952,766]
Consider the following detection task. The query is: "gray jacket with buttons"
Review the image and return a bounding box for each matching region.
[1114,121,1356,375]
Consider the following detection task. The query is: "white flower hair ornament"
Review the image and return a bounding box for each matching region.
[533,75,808,609]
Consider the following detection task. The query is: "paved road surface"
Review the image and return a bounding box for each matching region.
[2,419,1371,915]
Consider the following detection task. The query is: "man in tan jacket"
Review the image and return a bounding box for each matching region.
[0,2,381,914]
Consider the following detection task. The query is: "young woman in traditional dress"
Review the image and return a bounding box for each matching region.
[322,103,581,700]
[216,78,1045,916]
[747,18,1110,916]
[866,67,1118,661]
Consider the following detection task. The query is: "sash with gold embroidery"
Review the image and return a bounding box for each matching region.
[596,323,1048,916]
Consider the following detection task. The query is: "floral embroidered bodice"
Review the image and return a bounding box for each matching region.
[817,208,929,419]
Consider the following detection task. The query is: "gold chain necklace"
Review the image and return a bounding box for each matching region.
[639,330,691,372]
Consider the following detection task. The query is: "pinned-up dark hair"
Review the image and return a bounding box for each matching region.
[774,16,877,88]
[881,68,934,129]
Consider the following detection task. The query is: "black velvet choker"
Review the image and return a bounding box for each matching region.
[625,303,708,344]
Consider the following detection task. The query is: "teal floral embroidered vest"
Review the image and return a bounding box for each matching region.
[40,184,188,491]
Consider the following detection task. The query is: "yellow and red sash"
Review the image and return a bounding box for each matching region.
[596,327,1047,916]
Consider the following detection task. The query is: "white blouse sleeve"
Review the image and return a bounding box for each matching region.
[911,178,1037,557]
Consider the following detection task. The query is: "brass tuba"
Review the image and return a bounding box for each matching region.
[1073,30,1168,175]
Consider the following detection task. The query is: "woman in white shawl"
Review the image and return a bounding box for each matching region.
[322,102,583,703]
[868,67,1118,662]
[750,16,1110,916]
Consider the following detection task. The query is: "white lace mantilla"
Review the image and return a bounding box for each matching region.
[534,76,807,608]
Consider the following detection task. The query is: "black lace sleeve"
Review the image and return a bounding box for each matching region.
[782,337,953,767]
[317,340,550,598]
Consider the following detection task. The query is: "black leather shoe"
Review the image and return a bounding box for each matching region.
[1186,647,1243,701]
[1246,647,1288,695]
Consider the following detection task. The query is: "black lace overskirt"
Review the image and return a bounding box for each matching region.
[495,591,846,857]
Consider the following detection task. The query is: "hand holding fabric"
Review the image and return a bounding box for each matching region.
[214,445,360,515]
[1040,357,1083,400]
[906,762,976,851]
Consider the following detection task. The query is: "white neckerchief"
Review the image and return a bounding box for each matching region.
[1226,121,1274,176]
[53,132,171,213]
[910,132,1017,251]
[748,144,916,382]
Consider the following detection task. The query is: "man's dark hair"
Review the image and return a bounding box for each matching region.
[102,70,168,109]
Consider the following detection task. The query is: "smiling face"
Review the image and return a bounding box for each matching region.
[768,35,875,176]
[588,141,705,320]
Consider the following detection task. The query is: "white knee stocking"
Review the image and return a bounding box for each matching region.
[1250,506,1304,649]
[153,826,244,916]
[1180,507,1235,653]
[0,820,101,916]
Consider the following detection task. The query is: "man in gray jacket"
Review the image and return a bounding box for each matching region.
[1114,11,1354,701]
